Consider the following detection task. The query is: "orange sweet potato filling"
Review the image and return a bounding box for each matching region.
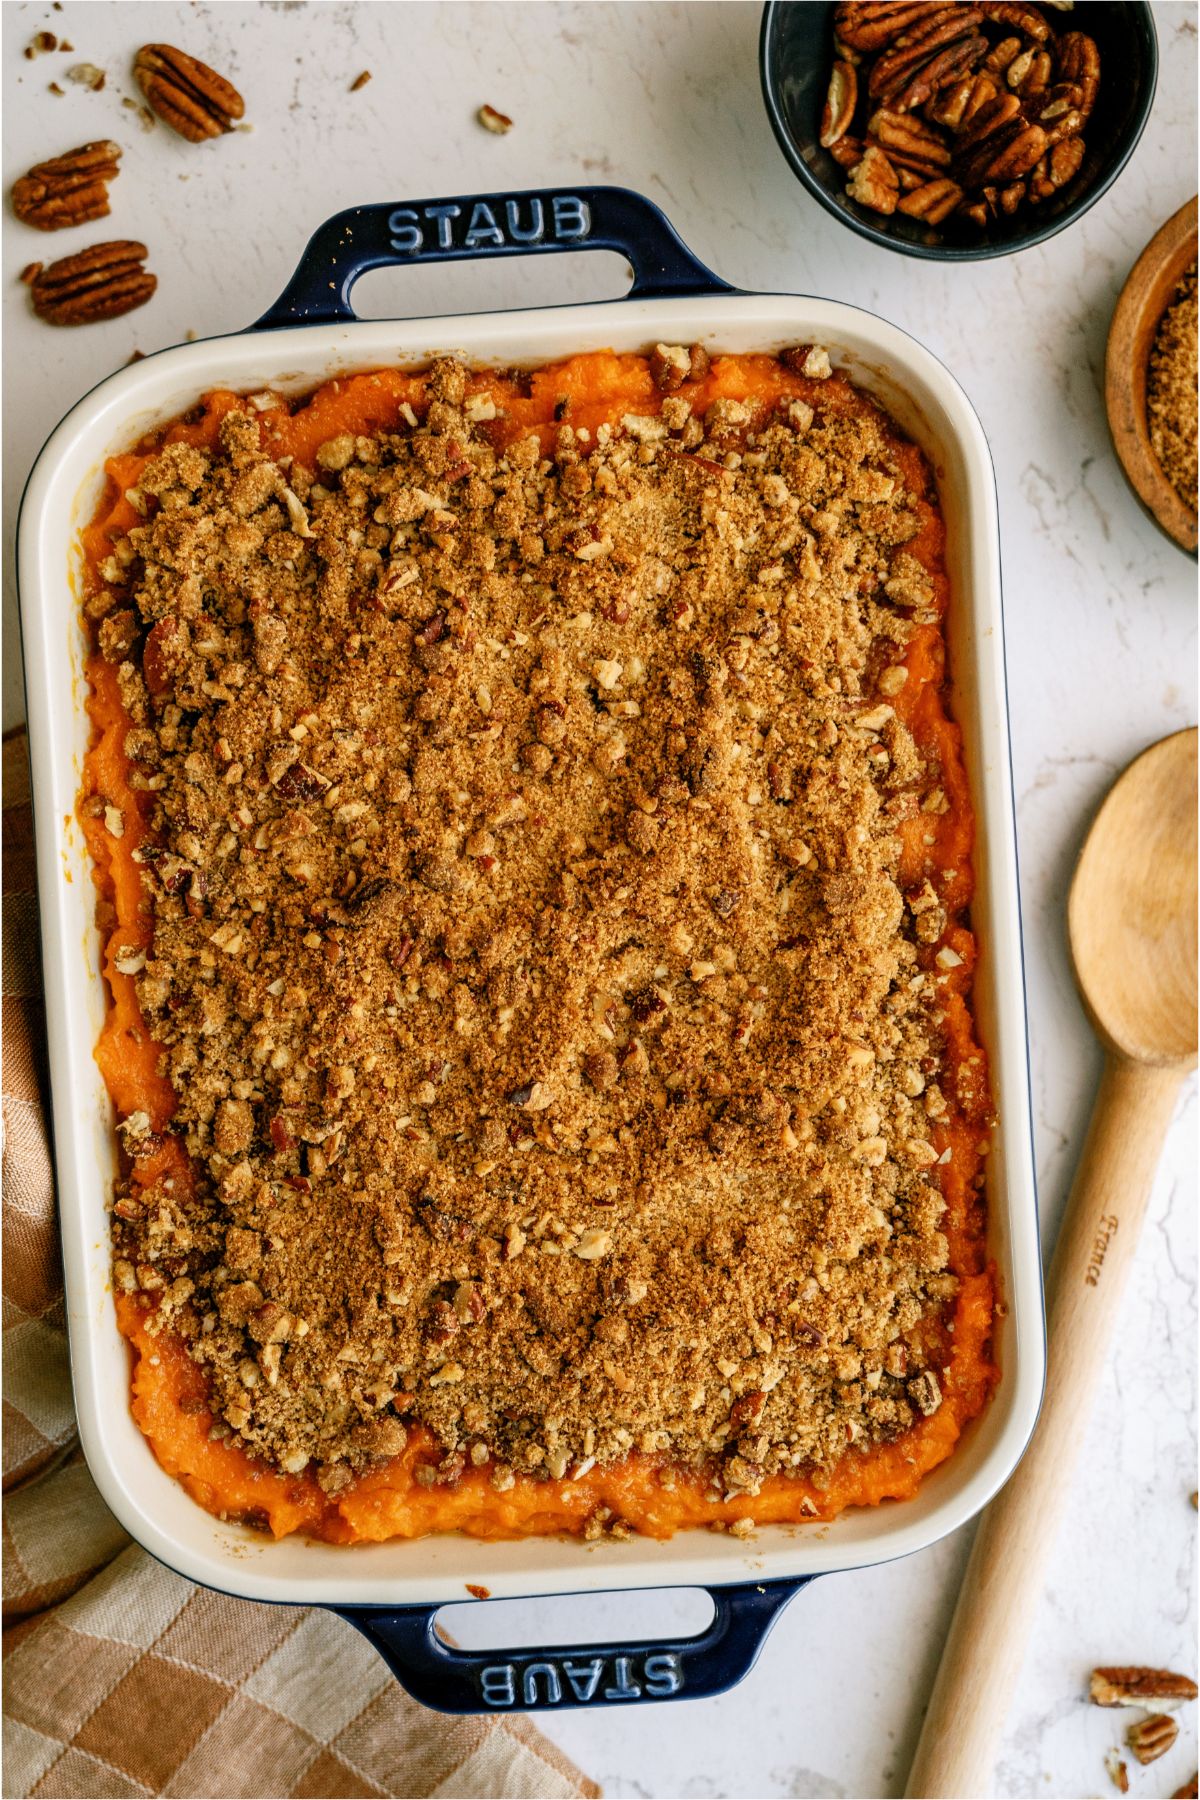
[83,354,996,1542]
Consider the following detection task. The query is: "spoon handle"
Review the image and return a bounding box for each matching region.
[906,1055,1186,1800]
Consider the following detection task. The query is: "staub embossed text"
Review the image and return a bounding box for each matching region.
[388,194,590,256]
[478,1650,683,1708]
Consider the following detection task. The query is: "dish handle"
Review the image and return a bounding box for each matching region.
[333,1577,808,1714]
[254,184,733,329]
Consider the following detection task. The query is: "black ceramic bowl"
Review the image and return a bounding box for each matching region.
[760,2,1158,261]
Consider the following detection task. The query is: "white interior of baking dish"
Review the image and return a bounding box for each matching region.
[18,293,1044,1605]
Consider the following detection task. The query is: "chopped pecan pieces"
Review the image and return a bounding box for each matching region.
[477,103,513,134]
[12,140,121,230]
[134,43,245,140]
[1104,1750,1130,1795]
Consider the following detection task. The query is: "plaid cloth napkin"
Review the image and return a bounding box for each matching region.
[2,729,599,1800]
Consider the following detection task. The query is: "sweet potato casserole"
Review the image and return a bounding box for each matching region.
[79,346,997,1542]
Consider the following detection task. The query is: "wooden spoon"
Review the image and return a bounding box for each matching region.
[907,728,1198,1800]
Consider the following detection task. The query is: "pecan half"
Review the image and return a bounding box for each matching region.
[870,10,985,105]
[1037,80,1083,123]
[1127,1714,1179,1767]
[134,43,245,140]
[926,70,997,127]
[981,177,1027,215]
[1090,1668,1199,1708]
[821,60,858,147]
[970,120,1045,182]
[957,90,1022,150]
[897,176,963,222]
[834,2,944,52]
[847,144,900,214]
[984,33,1024,75]
[980,2,1051,42]
[30,241,156,325]
[906,35,987,110]
[1041,104,1086,148]
[829,133,866,169]
[12,140,121,231]
[958,111,1040,186]
[1008,45,1052,94]
[1173,1777,1199,1799]
[1028,134,1084,199]
[869,107,952,170]
[1054,30,1100,118]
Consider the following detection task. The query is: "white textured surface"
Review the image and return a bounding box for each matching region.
[2,4,1195,1796]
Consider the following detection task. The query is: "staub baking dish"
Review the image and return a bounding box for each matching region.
[18,186,1044,1714]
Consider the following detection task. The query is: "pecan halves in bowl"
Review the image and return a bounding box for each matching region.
[897,175,963,223]
[11,140,121,230]
[1027,132,1085,200]
[959,118,1046,185]
[30,241,156,325]
[1006,45,1052,96]
[926,70,997,129]
[134,43,244,140]
[869,9,986,106]
[833,2,946,52]
[980,2,1052,42]
[1054,30,1101,120]
[847,144,900,213]
[821,60,859,147]
[868,107,953,171]
[820,0,1101,240]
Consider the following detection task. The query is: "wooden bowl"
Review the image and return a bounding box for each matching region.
[1105,196,1198,554]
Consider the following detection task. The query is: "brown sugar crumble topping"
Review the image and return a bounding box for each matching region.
[1147,264,1198,513]
[98,352,989,1502]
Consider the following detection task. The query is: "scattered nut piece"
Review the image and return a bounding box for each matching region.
[12,140,121,231]
[478,103,512,134]
[30,240,156,326]
[1127,1713,1179,1767]
[1090,1669,1199,1708]
[66,62,106,90]
[1104,1750,1130,1795]
[134,43,245,140]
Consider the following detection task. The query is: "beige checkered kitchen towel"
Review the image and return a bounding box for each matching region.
[3,729,600,1800]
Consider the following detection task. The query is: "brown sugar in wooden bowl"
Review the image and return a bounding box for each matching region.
[1105,196,1198,556]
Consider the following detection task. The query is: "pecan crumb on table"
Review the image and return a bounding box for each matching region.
[81,351,995,1539]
